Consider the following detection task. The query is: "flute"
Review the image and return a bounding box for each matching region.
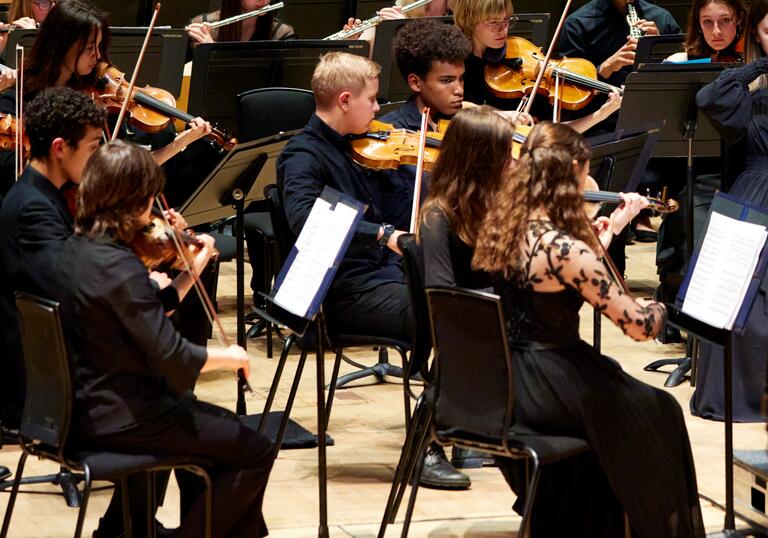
[209,2,284,30]
[324,0,434,40]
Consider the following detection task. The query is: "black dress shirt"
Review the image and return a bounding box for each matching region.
[0,165,73,424]
[558,0,681,87]
[277,113,403,299]
[55,234,207,438]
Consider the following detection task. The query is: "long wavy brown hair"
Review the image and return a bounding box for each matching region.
[417,105,517,247]
[684,0,746,59]
[472,121,598,278]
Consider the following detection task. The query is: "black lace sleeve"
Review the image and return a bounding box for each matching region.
[525,226,666,341]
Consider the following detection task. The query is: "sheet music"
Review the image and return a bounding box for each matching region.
[682,212,768,329]
[273,197,358,317]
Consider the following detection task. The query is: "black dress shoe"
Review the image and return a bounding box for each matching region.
[419,443,471,490]
[247,318,267,339]
[450,446,496,469]
[0,465,10,481]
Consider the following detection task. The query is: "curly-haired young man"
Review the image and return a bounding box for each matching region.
[380,18,471,130]
[0,86,105,429]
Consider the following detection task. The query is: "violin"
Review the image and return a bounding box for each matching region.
[350,119,443,171]
[484,36,623,110]
[351,118,533,170]
[584,189,679,214]
[0,113,29,158]
[130,208,219,271]
[87,63,237,151]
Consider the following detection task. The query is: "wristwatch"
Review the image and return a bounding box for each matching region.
[378,223,395,247]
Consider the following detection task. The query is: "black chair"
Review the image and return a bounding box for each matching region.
[2,293,213,538]
[236,87,316,356]
[257,184,413,454]
[379,287,590,537]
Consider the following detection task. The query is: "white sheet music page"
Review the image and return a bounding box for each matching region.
[273,197,358,317]
[682,212,767,329]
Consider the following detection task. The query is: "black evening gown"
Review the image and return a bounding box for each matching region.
[694,58,768,422]
[495,222,704,537]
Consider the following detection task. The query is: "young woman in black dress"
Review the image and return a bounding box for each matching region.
[471,121,704,537]
[693,0,768,421]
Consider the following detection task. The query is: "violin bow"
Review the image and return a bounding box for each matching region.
[409,107,430,233]
[521,0,573,117]
[14,44,23,180]
[110,3,161,141]
[153,195,254,395]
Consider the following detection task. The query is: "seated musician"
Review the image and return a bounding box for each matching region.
[472,120,704,537]
[450,0,622,132]
[0,87,103,431]
[376,18,470,230]
[278,51,471,490]
[186,0,296,44]
[0,0,56,88]
[53,140,274,538]
[666,0,746,62]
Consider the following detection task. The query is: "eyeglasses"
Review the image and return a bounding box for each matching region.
[482,15,518,32]
[31,0,55,11]
[699,17,736,30]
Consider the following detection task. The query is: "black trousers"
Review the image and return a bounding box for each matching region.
[324,281,413,342]
[81,400,275,538]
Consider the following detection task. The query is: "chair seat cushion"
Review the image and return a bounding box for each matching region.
[438,428,589,466]
[73,452,214,481]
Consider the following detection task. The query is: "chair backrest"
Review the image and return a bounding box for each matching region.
[236,87,315,143]
[399,234,431,377]
[263,184,297,267]
[426,287,514,441]
[14,292,72,460]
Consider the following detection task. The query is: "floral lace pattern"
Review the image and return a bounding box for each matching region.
[518,220,666,341]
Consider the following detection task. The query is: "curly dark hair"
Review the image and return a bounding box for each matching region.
[392,18,471,80]
[25,87,106,160]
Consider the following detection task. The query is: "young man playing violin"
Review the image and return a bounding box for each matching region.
[0,87,104,432]
[279,52,471,490]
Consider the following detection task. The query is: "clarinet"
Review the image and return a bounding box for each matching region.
[626,2,643,39]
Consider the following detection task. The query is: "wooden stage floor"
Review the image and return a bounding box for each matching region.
[0,238,765,537]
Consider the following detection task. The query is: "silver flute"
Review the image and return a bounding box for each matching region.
[626,2,643,39]
[209,2,284,30]
[324,0,434,40]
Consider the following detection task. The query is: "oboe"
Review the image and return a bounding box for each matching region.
[626,2,643,39]
[324,0,434,40]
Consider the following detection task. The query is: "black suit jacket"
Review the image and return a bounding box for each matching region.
[0,165,73,425]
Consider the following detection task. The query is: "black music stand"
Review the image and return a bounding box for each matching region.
[634,33,686,67]
[252,186,366,538]
[372,14,551,103]
[617,64,726,386]
[586,125,662,352]
[188,40,369,135]
[5,27,187,97]
[668,193,768,537]
[179,131,297,413]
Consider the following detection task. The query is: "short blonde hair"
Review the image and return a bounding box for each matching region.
[452,0,514,36]
[311,52,381,108]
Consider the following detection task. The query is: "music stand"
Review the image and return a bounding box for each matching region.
[585,125,662,352]
[669,192,768,537]
[617,64,726,386]
[179,131,298,413]
[372,14,551,103]
[5,27,187,97]
[188,40,370,136]
[634,33,686,67]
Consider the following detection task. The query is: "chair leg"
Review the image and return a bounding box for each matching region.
[400,424,432,538]
[73,465,92,538]
[119,477,132,538]
[391,404,433,525]
[324,350,343,427]
[274,350,309,454]
[258,334,296,433]
[378,397,431,537]
[395,348,412,432]
[202,469,213,538]
[1,451,29,538]
[517,451,542,538]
